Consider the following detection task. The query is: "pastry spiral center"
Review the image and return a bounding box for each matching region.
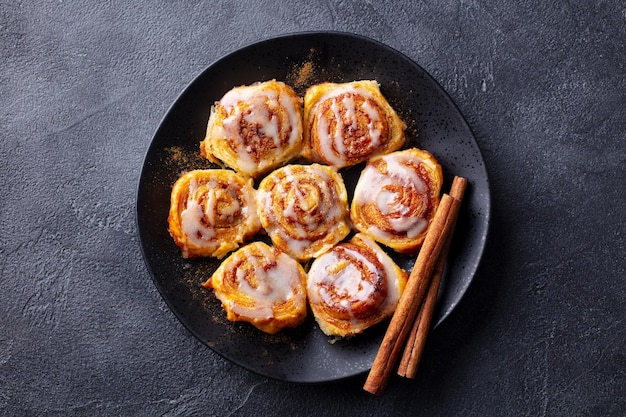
[313,244,387,320]
[225,250,296,303]
[316,92,388,163]
[218,88,300,165]
[377,183,424,218]
[288,183,320,215]
[182,179,247,241]
[237,106,280,155]
[354,157,432,239]
[257,164,350,261]
[200,186,243,227]
[234,255,275,297]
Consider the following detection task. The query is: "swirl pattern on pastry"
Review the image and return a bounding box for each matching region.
[307,233,407,337]
[200,80,303,178]
[168,169,261,259]
[350,148,443,253]
[203,241,308,334]
[303,80,406,168]
[257,164,351,261]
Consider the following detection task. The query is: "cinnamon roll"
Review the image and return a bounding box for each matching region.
[303,80,406,168]
[203,241,308,334]
[200,80,303,178]
[307,233,408,337]
[168,169,261,259]
[350,148,443,253]
[256,164,351,261]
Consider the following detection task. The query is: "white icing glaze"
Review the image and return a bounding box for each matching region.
[179,177,254,251]
[259,165,347,259]
[307,234,403,326]
[226,248,304,320]
[309,250,360,309]
[181,199,216,245]
[284,234,313,256]
[313,85,384,167]
[353,154,429,239]
[217,84,301,171]
[180,180,218,248]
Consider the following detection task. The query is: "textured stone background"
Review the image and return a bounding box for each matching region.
[1,1,624,416]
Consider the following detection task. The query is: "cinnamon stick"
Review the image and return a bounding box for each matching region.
[363,192,460,395]
[397,176,467,378]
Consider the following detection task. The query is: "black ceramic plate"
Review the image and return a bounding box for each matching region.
[137,31,490,383]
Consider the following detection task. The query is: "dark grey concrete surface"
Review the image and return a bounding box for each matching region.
[1,1,624,415]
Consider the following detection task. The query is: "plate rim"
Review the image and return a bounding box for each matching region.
[136,30,491,383]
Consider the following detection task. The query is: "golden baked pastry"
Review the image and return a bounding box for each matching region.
[256,163,351,261]
[350,148,443,253]
[302,80,406,168]
[200,80,303,178]
[168,169,261,259]
[306,233,408,337]
[203,241,308,334]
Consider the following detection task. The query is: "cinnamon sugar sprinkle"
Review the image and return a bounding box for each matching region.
[291,61,315,90]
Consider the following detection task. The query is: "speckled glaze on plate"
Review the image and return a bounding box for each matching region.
[136,31,490,383]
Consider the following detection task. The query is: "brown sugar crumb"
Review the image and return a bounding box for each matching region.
[166,146,187,164]
[164,146,215,173]
[293,61,314,89]
[286,56,318,95]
